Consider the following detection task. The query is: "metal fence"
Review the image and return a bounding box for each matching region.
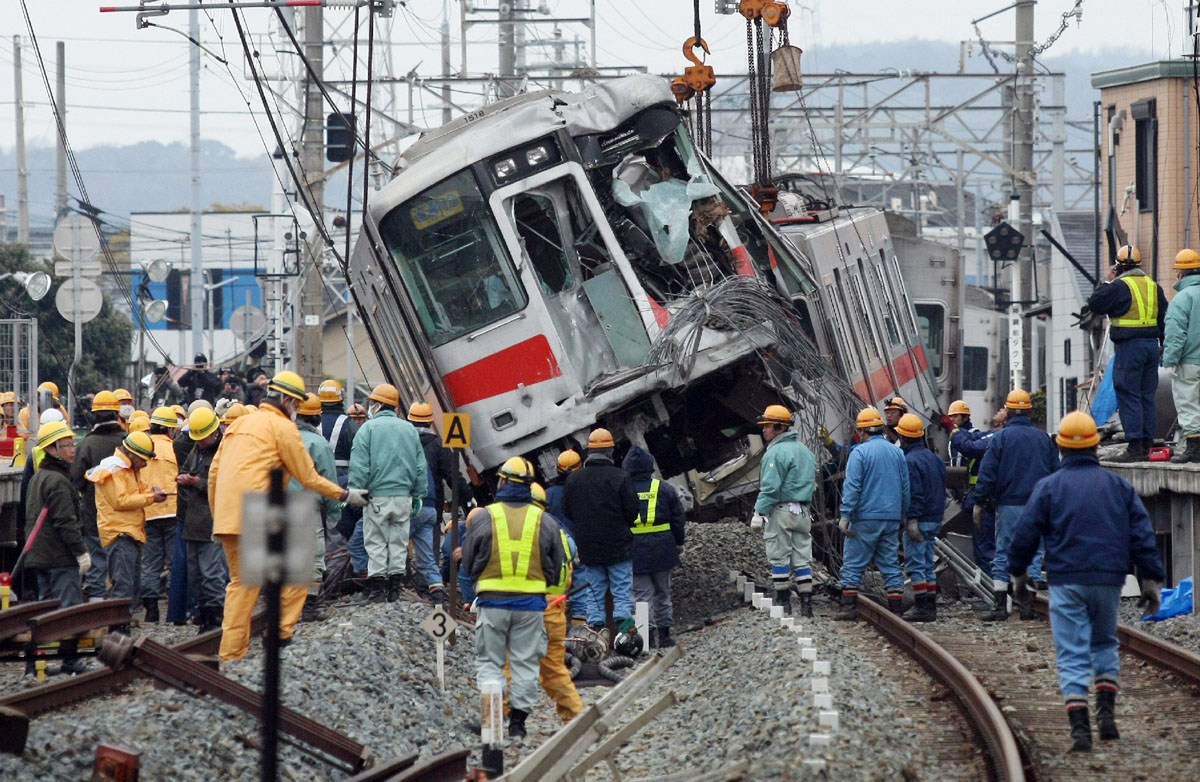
[0,319,40,431]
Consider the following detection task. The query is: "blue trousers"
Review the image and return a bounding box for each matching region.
[903,520,941,585]
[578,560,634,626]
[992,504,1043,585]
[840,519,904,591]
[348,518,368,575]
[1048,583,1121,700]
[83,533,109,599]
[970,498,996,574]
[141,517,176,599]
[166,519,190,624]
[1113,337,1160,440]
[409,506,442,588]
[104,535,142,617]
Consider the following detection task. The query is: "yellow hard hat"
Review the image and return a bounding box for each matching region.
[408,401,434,423]
[268,370,307,401]
[895,413,925,439]
[0,391,14,405]
[113,388,134,404]
[36,420,74,450]
[91,390,121,412]
[756,404,793,427]
[1176,249,1200,270]
[948,400,971,417]
[129,410,150,422]
[1005,389,1032,410]
[498,455,536,484]
[245,404,257,412]
[367,383,400,408]
[128,417,151,433]
[122,430,156,460]
[1055,411,1100,449]
[556,449,582,473]
[856,407,884,429]
[530,482,547,510]
[38,381,60,400]
[297,392,322,417]
[222,403,249,424]
[1116,244,1142,265]
[317,379,344,403]
[883,396,908,413]
[150,406,179,428]
[588,428,615,450]
[171,404,187,420]
[188,407,221,441]
[348,403,367,420]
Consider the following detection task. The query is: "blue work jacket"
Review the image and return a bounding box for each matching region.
[902,441,946,523]
[974,416,1058,507]
[840,434,910,521]
[1087,269,1167,343]
[622,447,686,574]
[1009,452,1165,586]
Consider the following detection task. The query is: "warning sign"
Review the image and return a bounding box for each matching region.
[442,412,471,449]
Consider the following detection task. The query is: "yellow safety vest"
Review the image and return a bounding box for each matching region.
[547,530,572,596]
[475,502,547,595]
[1114,276,1159,328]
[633,479,671,534]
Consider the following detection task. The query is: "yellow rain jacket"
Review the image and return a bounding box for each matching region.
[86,448,157,546]
[209,402,344,536]
[141,433,179,521]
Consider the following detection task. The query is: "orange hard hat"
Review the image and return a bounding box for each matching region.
[408,401,434,423]
[756,404,793,427]
[1055,411,1100,449]
[1005,389,1032,410]
[894,413,925,439]
[556,449,582,473]
[587,428,615,449]
[948,400,971,417]
[297,393,322,417]
[855,407,884,429]
[367,383,400,408]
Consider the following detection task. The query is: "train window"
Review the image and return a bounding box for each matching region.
[870,265,901,346]
[914,303,945,377]
[962,346,988,391]
[848,274,881,361]
[511,192,574,293]
[379,169,527,346]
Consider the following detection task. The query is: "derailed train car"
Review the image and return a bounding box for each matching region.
[347,74,946,494]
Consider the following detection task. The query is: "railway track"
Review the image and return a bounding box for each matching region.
[856,597,1200,782]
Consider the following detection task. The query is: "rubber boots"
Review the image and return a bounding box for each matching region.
[142,598,159,624]
[833,591,859,621]
[1068,707,1092,752]
[1108,438,1148,463]
[909,593,936,623]
[887,592,903,615]
[798,592,814,618]
[982,589,1009,622]
[1096,689,1119,740]
[657,627,675,648]
[1172,437,1200,464]
[776,589,793,616]
[508,708,529,740]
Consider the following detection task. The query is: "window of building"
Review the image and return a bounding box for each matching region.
[1133,99,1157,213]
[962,345,988,391]
[914,302,945,377]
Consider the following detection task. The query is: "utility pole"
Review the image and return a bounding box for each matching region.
[13,37,29,246]
[54,41,66,218]
[190,9,205,364]
[296,6,327,388]
[1010,0,1036,393]
[498,2,516,98]
[441,0,452,124]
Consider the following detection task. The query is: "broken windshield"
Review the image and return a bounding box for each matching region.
[379,169,527,346]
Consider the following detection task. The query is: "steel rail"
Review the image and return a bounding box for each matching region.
[1031,597,1200,685]
[856,598,1026,782]
[342,749,471,782]
[0,601,61,642]
[27,600,133,644]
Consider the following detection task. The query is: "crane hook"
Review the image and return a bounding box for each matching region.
[682,36,711,67]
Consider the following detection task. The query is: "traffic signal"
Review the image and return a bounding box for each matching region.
[326,112,356,163]
[984,221,1024,262]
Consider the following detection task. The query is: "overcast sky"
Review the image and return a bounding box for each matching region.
[0,0,1188,159]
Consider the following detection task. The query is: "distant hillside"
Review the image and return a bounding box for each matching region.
[0,41,1156,228]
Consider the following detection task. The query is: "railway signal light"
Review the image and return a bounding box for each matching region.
[326,112,356,163]
[984,221,1025,262]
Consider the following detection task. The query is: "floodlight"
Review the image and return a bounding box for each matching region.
[142,299,168,324]
[146,259,170,283]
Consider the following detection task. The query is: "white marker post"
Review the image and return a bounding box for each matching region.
[420,605,458,692]
[635,601,650,654]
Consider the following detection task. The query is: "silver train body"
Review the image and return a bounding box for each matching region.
[347,75,961,487]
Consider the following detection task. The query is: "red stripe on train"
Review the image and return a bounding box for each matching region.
[441,335,563,407]
[852,345,931,403]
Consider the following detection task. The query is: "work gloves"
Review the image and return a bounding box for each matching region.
[937,414,956,433]
[1138,580,1163,618]
[904,519,923,543]
[838,517,855,538]
[76,552,91,576]
[343,488,370,507]
[750,514,767,530]
[412,497,423,515]
[817,426,834,447]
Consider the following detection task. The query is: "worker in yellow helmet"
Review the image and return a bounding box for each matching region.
[17,381,70,435]
[209,370,368,663]
[1164,248,1200,463]
[71,391,128,602]
[292,393,342,623]
[176,407,226,633]
[138,408,181,624]
[86,431,170,634]
[1086,244,1167,462]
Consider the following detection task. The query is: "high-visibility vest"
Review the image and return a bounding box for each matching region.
[547,530,572,596]
[633,479,671,534]
[475,502,547,595]
[1114,276,1159,328]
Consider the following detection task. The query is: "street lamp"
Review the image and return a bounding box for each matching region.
[0,271,52,301]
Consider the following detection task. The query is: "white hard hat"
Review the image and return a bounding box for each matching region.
[39,409,65,425]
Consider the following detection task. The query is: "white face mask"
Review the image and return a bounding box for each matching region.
[368,402,382,418]
[119,404,134,419]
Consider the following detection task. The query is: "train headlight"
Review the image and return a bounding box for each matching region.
[525,145,550,167]
[493,157,518,180]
